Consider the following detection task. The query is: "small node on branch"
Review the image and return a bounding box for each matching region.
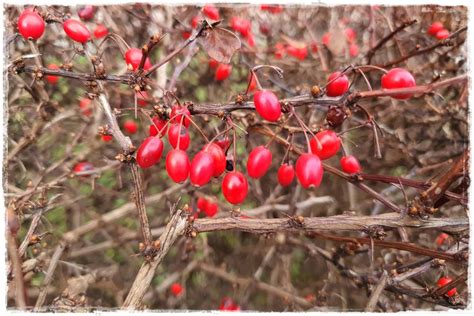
[141,44,149,55]
[29,234,41,245]
[60,62,73,71]
[33,67,44,80]
[235,93,248,104]
[340,241,362,256]
[217,110,226,119]
[98,125,112,136]
[136,240,161,261]
[85,80,100,94]
[431,259,446,268]
[311,85,321,97]
[363,225,387,240]
[230,207,241,217]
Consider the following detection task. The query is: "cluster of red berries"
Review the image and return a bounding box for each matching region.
[273,43,308,61]
[230,16,255,47]
[437,276,457,297]
[427,21,450,40]
[260,5,283,14]
[197,196,219,217]
[321,27,360,57]
[219,297,241,311]
[129,65,420,205]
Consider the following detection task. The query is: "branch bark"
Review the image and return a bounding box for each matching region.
[122,208,188,309]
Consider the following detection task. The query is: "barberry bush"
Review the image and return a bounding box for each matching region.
[4,3,469,312]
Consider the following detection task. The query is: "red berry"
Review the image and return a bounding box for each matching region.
[345,28,356,43]
[248,74,257,92]
[311,41,319,53]
[73,162,94,175]
[78,5,95,21]
[136,137,164,169]
[340,155,361,174]
[204,200,218,217]
[274,43,286,59]
[170,283,183,297]
[170,105,191,128]
[79,98,93,116]
[190,151,215,187]
[102,135,113,142]
[18,10,45,40]
[326,72,350,97]
[296,154,323,189]
[208,58,219,69]
[260,5,283,14]
[436,233,449,246]
[436,29,450,40]
[197,197,209,211]
[215,64,232,81]
[125,48,152,71]
[253,90,281,122]
[149,116,167,137]
[123,120,138,134]
[93,24,108,39]
[245,31,256,47]
[247,146,272,179]
[381,68,416,100]
[63,19,91,43]
[259,22,271,35]
[428,22,444,36]
[349,43,359,57]
[168,124,190,150]
[215,136,231,152]
[437,277,457,297]
[191,16,200,29]
[203,4,220,20]
[310,130,341,160]
[137,91,148,106]
[286,45,308,61]
[278,163,295,187]
[322,33,331,46]
[166,149,190,183]
[222,171,248,205]
[204,143,226,177]
[219,297,241,311]
[230,16,251,37]
[46,64,59,84]
[181,31,191,40]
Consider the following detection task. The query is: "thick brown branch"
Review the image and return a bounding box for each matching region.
[122,209,188,309]
[192,212,466,235]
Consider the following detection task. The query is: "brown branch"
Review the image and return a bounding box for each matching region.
[122,208,188,309]
[366,19,417,63]
[198,262,313,309]
[381,26,467,68]
[32,185,181,310]
[137,34,163,72]
[307,232,464,262]
[365,271,389,312]
[353,74,467,100]
[421,149,468,206]
[191,212,467,235]
[7,231,27,309]
[34,242,67,310]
